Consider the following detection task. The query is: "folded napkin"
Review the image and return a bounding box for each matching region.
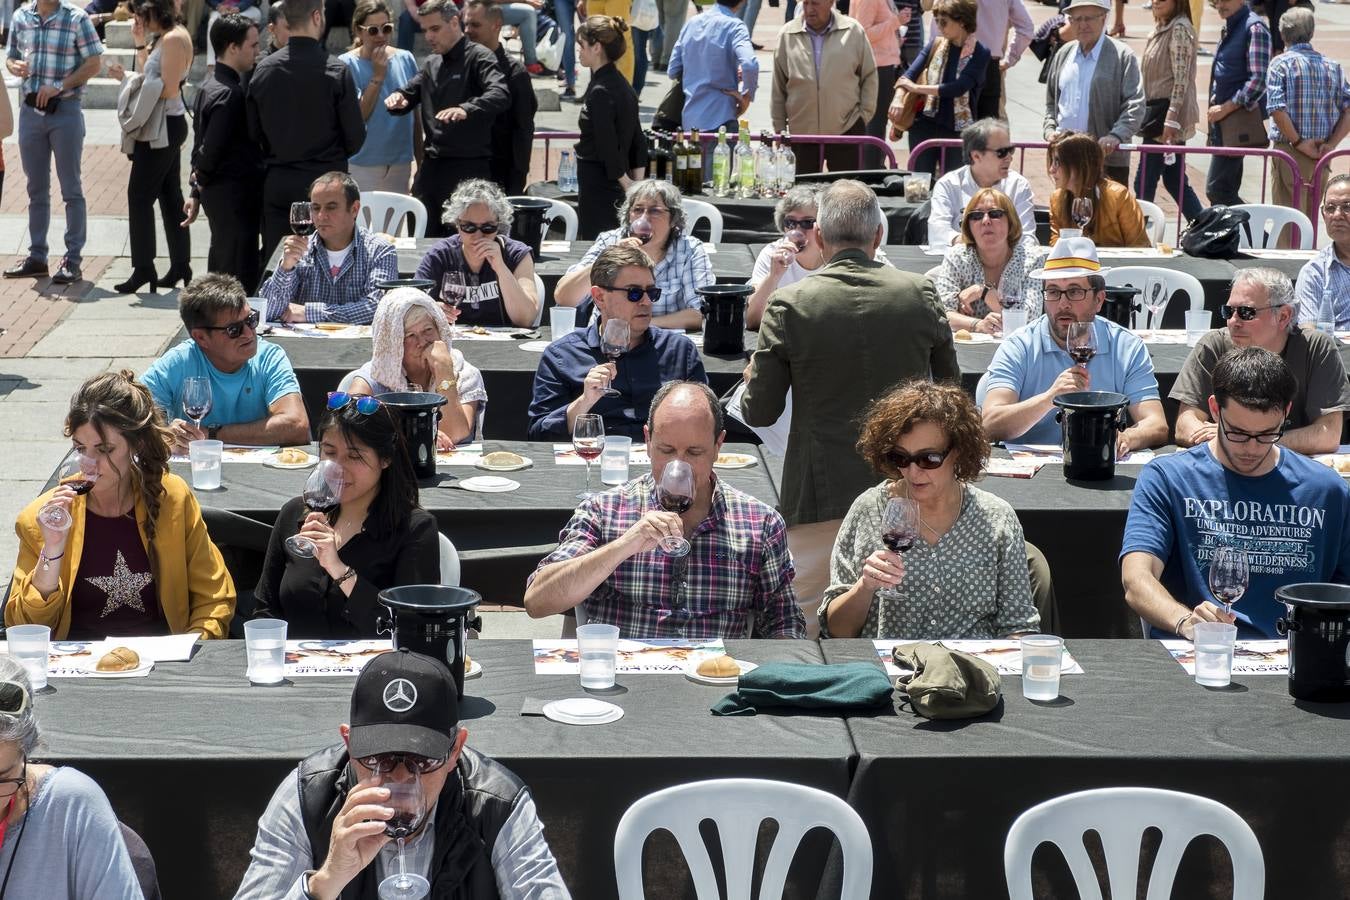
[892,642,1002,720]
[711,662,895,716]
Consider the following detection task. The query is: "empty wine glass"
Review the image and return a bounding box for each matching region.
[181,376,213,435]
[1066,321,1097,368]
[378,777,430,900]
[1071,197,1094,231]
[1209,546,1249,615]
[290,201,315,238]
[881,498,921,554]
[36,453,101,532]
[284,459,344,559]
[600,318,630,399]
[655,459,694,557]
[572,414,605,500]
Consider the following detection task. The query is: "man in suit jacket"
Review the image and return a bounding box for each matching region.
[741,179,959,627]
[1041,0,1144,187]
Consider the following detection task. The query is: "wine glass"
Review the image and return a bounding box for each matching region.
[378,777,430,900]
[572,414,605,500]
[1208,546,1249,615]
[290,201,315,238]
[881,498,921,554]
[600,318,630,399]
[36,453,101,532]
[440,271,465,336]
[1144,277,1166,331]
[1066,321,1097,368]
[655,459,694,557]
[284,460,344,558]
[1071,197,1094,231]
[629,215,654,244]
[181,376,213,436]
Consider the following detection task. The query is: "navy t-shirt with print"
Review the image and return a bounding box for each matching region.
[414,233,532,327]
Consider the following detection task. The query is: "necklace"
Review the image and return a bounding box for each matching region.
[919,485,964,543]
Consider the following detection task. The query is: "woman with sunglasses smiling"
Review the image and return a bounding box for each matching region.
[253,394,438,638]
[0,655,144,896]
[413,178,540,328]
[933,187,1046,335]
[1047,132,1151,247]
[818,380,1039,640]
[340,0,419,194]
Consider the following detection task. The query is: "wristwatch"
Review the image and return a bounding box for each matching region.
[436,378,453,392]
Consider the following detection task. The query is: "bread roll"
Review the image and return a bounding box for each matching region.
[96,647,140,672]
[464,653,472,671]
[696,655,740,678]
[954,329,973,341]
[277,448,308,465]
[482,451,525,467]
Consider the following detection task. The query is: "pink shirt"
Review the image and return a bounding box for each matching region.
[850,0,901,68]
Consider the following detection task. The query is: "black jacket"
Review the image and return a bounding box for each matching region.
[246,35,365,171]
[575,62,647,181]
[392,37,510,160]
[190,63,263,191]
[489,44,537,187]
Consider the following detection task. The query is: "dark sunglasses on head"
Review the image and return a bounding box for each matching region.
[456,221,499,235]
[884,447,951,471]
[361,22,395,35]
[356,752,449,775]
[601,285,663,303]
[783,217,816,231]
[967,209,1008,222]
[327,391,382,415]
[201,310,260,339]
[1221,303,1279,321]
[0,681,30,718]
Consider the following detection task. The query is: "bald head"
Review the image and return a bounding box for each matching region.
[645,381,726,489]
[648,381,723,440]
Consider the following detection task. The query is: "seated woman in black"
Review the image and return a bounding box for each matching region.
[254,395,439,637]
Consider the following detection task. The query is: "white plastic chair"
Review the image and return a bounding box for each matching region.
[1005,787,1264,900]
[437,532,461,586]
[1137,199,1166,245]
[682,198,724,245]
[1105,266,1205,329]
[614,778,873,900]
[1231,203,1314,250]
[360,191,429,238]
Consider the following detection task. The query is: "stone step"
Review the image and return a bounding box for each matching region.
[105,19,136,50]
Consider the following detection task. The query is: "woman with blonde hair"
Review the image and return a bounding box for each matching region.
[8,371,235,640]
[933,187,1046,334]
[1048,132,1151,247]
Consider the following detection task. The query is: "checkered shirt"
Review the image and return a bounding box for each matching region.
[259,226,399,324]
[1266,44,1350,145]
[568,229,715,316]
[7,0,103,98]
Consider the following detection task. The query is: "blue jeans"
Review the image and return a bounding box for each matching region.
[499,3,539,65]
[554,0,576,87]
[18,100,86,265]
[1135,150,1204,223]
[632,26,660,92]
[397,8,421,51]
[738,0,761,37]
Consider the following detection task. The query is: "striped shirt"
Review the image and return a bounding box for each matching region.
[258,226,399,324]
[568,228,714,317]
[1295,244,1350,330]
[532,474,806,640]
[1266,44,1350,145]
[6,0,103,98]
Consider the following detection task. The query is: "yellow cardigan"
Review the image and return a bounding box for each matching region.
[6,473,236,640]
[1049,180,1152,248]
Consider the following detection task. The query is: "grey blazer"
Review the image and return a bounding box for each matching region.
[1042,36,1145,169]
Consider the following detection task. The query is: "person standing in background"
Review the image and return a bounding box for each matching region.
[1203,0,1270,207]
[574,15,646,238]
[204,0,262,72]
[973,0,1032,120]
[1134,0,1201,223]
[850,0,905,168]
[340,0,418,194]
[585,0,632,81]
[463,0,538,194]
[667,0,757,134]
[266,0,289,48]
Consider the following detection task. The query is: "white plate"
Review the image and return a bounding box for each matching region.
[714,453,758,470]
[464,659,483,679]
[952,332,995,344]
[543,698,624,725]
[457,476,520,493]
[476,456,533,472]
[262,452,318,469]
[518,340,551,352]
[684,659,758,686]
[80,659,154,678]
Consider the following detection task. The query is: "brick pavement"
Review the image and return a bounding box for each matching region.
[0,145,133,218]
[0,255,113,358]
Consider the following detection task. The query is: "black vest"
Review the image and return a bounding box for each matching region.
[297,744,524,900]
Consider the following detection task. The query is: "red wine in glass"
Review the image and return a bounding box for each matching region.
[66,479,97,496]
[630,217,654,244]
[290,201,315,237]
[881,530,915,553]
[1066,321,1097,369]
[881,498,921,558]
[656,460,695,557]
[1069,346,1095,366]
[384,810,421,839]
[573,442,603,462]
[572,414,605,500]
[659,492,693,514]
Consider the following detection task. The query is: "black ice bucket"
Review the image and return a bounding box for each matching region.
[1053,391,1128,480]
[378,391,447,479]
[1275,583,1350,702]
[1101,285,1141,329]
[375,278,436,295]
[697,284,751,355]
[377,585,482,698]
[508,197,553,260]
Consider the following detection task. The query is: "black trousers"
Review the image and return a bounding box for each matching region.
[489,159,527,197]
[864,65,898,169]
[261,164,331,265]
[976,55,1002,120]
[201,178,263,293]
[128,114,190,273]
[906,114,960,175]
[414,156,492,237]
[795,118,867,175]
[576,159,624,240]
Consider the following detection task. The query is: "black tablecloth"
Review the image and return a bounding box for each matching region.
[820,638,1350,900]
[42,639,852,900]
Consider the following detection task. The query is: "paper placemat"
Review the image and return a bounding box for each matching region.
[984,458,1046,479]
[1005,444,1156,466]
[275,323,373,339]
[553,443,651,465]
[540,240,571,253]
[1160,639,1288,675]
[1132,329,1191,344]
[1101,247,1180,258]
[533,639,725,675]
[1241,249,1317,260]
[0,633,198,678]
[874,639,1085,677]
[435,443,484,466]
[452,327,529,342]
[170,446,308,465]
[284,639,394,677]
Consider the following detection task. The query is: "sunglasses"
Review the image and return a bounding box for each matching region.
[601,285,663,303]
[783,217,816,231]
[884,447,951,471]
[967,209,1007,222]
[327,391,382,415]
[989,147,1016,159]
[1216,411,1284,444]
[1221,304,1280,321]
[356,752,449,775]
[200,310,260,339]
[456,221,499,235]
[360,22,395,35]
[0,681,30,718]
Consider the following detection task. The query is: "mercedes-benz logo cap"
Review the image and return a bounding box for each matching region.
[348,649,459,759]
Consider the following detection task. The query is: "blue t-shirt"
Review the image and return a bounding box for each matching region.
[977,315,1161,445]
[142,339,302,428]
[1121,443,1350,637]
[340,49,418,167]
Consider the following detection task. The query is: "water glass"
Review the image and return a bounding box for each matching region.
[7,625,49,691]
[244,619,288,684]
[1001,307,1028,336]
[247,297,268,331]
[1020,634,1064,701]
[1185,309,1211,347]
[576,623,619,689]
[1193,622,1237,688]
[600,436,632,485]
[188,440,223,491]
[549,306,577,341]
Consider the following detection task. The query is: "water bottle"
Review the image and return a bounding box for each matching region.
[734,119,756,199]
[712,127,732,197]
[1319,283,1337,336]
[558,151,578,192]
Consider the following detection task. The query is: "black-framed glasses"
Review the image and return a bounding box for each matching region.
[629,206,669,218]
[456,221,499,235]
[327,392,382,415]
[1216,410,1284,444]
[200,310,260,339]
[966,209,1007,222]
[0,756,26,796]
[783,217,816,231]
[1044,286,1092,303]
[1221,303,1280,321]
[356,752,449,775]
[361,22,394,35]
[0,681,30,718]
[600,285,663,303]
[1323,203,1350,217]
[884,447,951,471]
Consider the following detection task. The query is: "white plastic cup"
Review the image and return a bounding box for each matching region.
[7,625,49,691]
[576,623,619,689]
[549,306,577,341]
[247,297,268,331]
[188,440,223,491]
[1193,622,1237,687]
[245,619,287,684]
[600,436,632,485]
[1020,634,1064,701]
[1185,309,1211,347]
[1001,307,1028,337]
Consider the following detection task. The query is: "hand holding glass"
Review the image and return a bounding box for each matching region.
[37,453,101,532]
[656,459,694,557]
[600,319,630,398]
[285,460,344,559]
[378,777,430,900]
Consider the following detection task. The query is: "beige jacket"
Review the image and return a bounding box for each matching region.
[771,11,878,136]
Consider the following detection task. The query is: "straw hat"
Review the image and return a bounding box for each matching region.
[1029,236,1112,280]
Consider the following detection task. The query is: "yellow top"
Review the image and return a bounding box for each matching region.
[1049,179,1152,249]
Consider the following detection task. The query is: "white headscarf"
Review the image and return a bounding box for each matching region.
[369,288,454,392]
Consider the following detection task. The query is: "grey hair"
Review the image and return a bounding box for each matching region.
[1278,6,1314,44]
[816,180,883,249]
[441,178,514,229]
[1232,266,1296,331]
[618,180,687,248]
[0,656,40,755]
[1323,173,1350,200]
[961,118,1010,165]
[646,380,724,439]
[772,186,822,231]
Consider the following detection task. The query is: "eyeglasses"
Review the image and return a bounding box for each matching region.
[455,221,499,235]
[783,217,816,231]
[0,756,26,797]
[1221,303,1280,321]
[360,22,394,35]
[1323,203,1350,217]
[1068,12,1106,24]
[327,391,382,415]
[200,310,260,339]
[883,447,951,471]
[1216,410,1284,444]
[600,285,663,303]
[629,206,669,218]
[0,681,30,718]
[1044,286,1093,302]
[355,752,450,775]
[966,209,1007,222]
[982,147,1017,159]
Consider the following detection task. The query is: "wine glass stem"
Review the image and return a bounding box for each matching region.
[583,460,592,495]
[397,837,409,885]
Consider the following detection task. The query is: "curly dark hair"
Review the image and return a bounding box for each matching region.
[856,380,989,483]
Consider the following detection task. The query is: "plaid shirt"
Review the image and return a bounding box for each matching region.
[1296,245,1350,330]
[259,226,398,324]
[7,0,103,98]
[532,474,805,640]
[1266,44,1350,145]
[1217,14,1270,109]
[568,228,714,316]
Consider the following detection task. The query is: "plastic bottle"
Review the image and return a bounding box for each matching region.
[755,131,776,198]
[712,127,731,197]
[1319,283,1337,336]
[734,119,756,198]
[778,129,797,194]
[558,151,577,192]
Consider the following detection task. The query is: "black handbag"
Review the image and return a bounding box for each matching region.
[651,75,683,133]
[1179,205,1250,258]
[1140,97,1170,142]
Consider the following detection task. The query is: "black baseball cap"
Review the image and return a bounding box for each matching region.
[348,649,459,759]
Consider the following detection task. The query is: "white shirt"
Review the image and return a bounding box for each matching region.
[926,165,1038,248]
[325,243,354,276]
[1056,36,1105,134]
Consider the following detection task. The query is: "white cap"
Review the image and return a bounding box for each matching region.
[1064,0,1112,11]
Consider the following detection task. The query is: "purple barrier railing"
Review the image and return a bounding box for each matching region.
[1309,148,1350,244]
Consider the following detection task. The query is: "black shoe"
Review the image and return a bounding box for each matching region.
[159,266,193,289]
[114,268,158,294]
[51,257,81,285]
[3,256,47,279]
[751,41,764,50]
